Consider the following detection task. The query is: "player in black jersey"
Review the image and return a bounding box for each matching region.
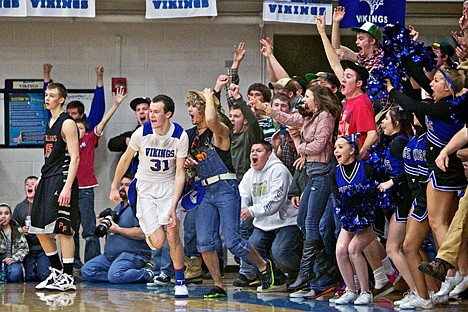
[29,83,80,292]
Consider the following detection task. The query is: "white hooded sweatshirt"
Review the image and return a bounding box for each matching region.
[239,152,298,232]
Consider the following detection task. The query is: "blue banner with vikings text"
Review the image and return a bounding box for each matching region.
[338,0,405,28]
[263,0,333,25]
[146,0,217,19]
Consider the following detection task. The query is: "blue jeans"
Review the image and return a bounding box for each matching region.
[81,252,151,284]
[297,174,332,242]
[24,251,50,281]
[184,209,201,258]
[0,256,23,282]
[196,179,250,258]
[152,240,173,277]
[248,225,303,277]
[74,188,101,264]
[238,218,256,279]
[319,193,338,261]
[184,208,224,258]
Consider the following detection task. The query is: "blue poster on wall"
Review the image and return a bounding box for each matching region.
[338,0,406,28]
[9,92,47,146]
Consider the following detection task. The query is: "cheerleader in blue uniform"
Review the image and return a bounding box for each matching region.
[333,134,377,305]
[377,107,415,297]
[386,68,467,254]
[397,116,437,309]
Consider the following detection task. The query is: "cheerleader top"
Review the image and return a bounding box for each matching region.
[403,135,419,177]
[384,133,409,183]
[336,161,368,193]
[425,114,463,148]
[403,131,428,186]
[334,160,376,232]
[388,90,464,149]
[416,132,428,181]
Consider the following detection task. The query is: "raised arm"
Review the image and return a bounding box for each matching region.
[231,41,245,74]
[94,87,127,136]
[86,65,106,130]
[315,13,344,80]
[331,6,345,49]
[260,37,290,81]
[460,10,468,47]
[331,6,358,62]
[43,63,52,84]
[43,63,52,92]
[203,88,231,150]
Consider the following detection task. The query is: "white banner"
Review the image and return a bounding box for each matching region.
[146,0,217,19]
[263,0,333,25]
[0,0,27,17]
[26,0,95,18]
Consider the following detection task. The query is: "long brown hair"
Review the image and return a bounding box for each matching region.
[306,84,341,119]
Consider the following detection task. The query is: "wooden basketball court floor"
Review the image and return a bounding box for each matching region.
[0,275,466,311]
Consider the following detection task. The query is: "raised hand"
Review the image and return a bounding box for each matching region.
[215,74,230,92]
[112,87,127,106]
[233,42,246,64]
[408,25,419,41]
[43,63,53,81]
[229,83,241,100]
[260,37,273,58]
[315,13,326,35]
[333,6,346,23]
[202,87,214,103]
[96,65,104,87]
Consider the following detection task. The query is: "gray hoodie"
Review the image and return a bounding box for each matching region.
[239,152,298,232]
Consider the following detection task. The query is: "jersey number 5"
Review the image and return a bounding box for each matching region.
[150,159,169,172]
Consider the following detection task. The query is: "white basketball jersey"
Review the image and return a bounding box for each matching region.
[129,122,188,182]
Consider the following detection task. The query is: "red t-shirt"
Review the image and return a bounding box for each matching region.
[77,129,101,188]
[338,93,376,149]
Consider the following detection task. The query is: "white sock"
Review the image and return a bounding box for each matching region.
[373,266,389,289]
[382,256,394,275]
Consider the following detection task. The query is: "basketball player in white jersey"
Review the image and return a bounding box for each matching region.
[109,94,189,298]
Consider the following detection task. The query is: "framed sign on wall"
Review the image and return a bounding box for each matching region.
[2,79,94,148]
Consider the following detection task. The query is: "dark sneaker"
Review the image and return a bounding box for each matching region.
[259,259,275,291]
[373,281,394,299]
[147,272,171,287]
[232,274,258,287]
[419,259,454,282]
[204,286,227,299]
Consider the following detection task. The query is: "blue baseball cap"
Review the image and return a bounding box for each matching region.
[181,181,205,211]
